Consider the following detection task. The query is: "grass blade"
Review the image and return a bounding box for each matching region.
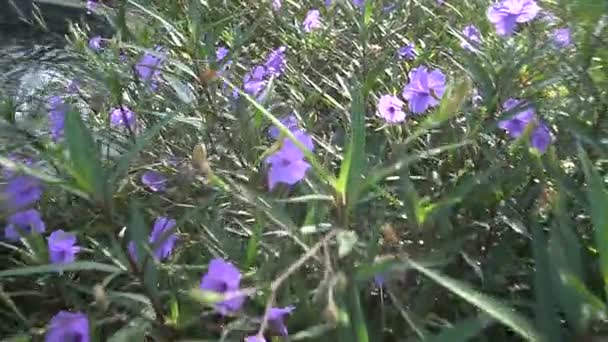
[578,145,608,297]
[408,259,542,341]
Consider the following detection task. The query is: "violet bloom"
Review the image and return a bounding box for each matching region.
[325,0,332,7]
[216,47,229,62]
[303,10,322,33]
[128,216,177,262]
[200,258,245,315]
[398,43,416,61]
[141,170,167,192]
[374,274,385,287]
[266,129,314,190]
[402,66,446,114]
[109,106,136,129]
[461,24,482,51]
[48,96,65,142]
[243,65,268,97]
[497,98,552,153]
[352,0,364,8]
[264,46,287,77]
[3,176,43,210]
[88,36,103,51]
[48,230,81,264]
[552,28,573,49]
[45,311,89,342]
[66,79,79,94]
[245,336,266,342]
[487,0,541,36]
[268,305,295,336]
[272,0,281,11]
[4,209,45,241]
[269,115,299,139]
[377,95,406,123]
[135,48,166,90]
[86,0,97,14]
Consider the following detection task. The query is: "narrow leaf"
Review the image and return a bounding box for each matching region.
[408,259,542,341]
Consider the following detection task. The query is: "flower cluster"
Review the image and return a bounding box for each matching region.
[242,47,287,99]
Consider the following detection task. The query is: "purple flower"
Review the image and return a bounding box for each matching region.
[135,48,166,90]
[461,24,482,51]
[398,43,416,61]
[264,46,287,77]
[325,0,332,7]
[272,0,281,11]
[216,47,229,62]
[552,27,572,49]
[487,0,541,36]
[149,217,177,260]
[4,209,45,241]
[48,96,66,142]
[377,95,406,123]
[497,98,551,153]
[3,176,43,210]
[141,171,167,192]
[88,36,103,51]
[266,129,314,190]
[245,336,266,342]
[45,311,89,342]
[402,66,446,114]
[352,0,365,8]
[200,258,245,315]
[243,65,268,97]
[374,274,385,287]
[128,216,177,262]
[66,80,80,94]
[303,9,322,33]
[268,115,299,139]
[109,106,136,129]
[268,305,295,336]
[86,0,97,14]
[48,230,80,264]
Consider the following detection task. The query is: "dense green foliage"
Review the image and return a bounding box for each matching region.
[1,0,607,341]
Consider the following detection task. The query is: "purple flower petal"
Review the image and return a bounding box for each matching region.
[3,176,43,210]
[141,171,167,192]
[4,209,45,241]
[303,9,322,33]
[109,106,136,129]
[377,95,406,123]
[200,258,245,315]
[48,230,80,264]
[45,311,89,342]
[268,305,295,336]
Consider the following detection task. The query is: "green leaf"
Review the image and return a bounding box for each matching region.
[337,231,358,258]
[0,262,124,278]
[108,318,151,342]
[336,87,366,207]
[424,314,494,342]
[530,222,562,340]
[549,189,589,332]
[408,259,543,341]
[65,106,105,199]
[348,281,369,342]
[165,75,196,105]
[127,201,149,270]
[578,145,608,297]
